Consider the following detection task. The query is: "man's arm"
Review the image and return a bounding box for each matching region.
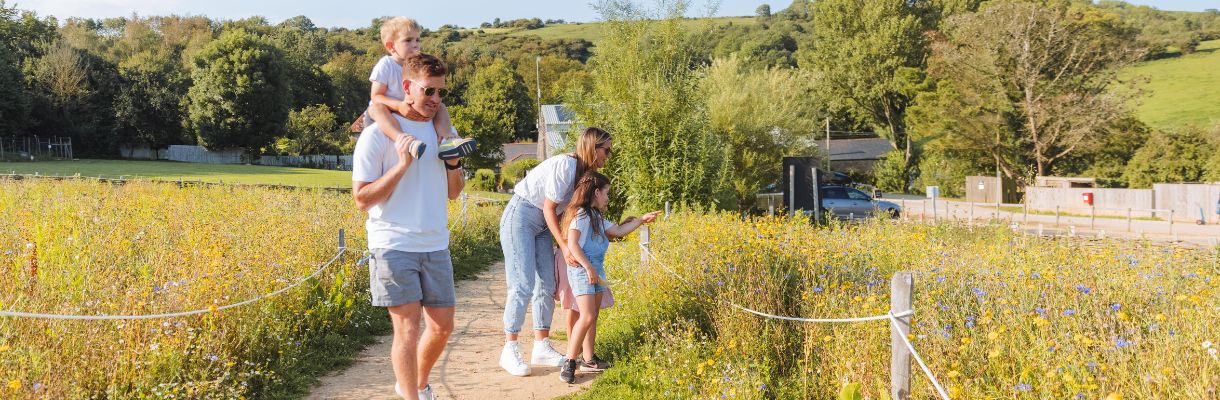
[445,160,465,200]
[353,137,416,211]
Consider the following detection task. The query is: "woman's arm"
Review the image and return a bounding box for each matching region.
[566,228,600,285]
[543,199,576,265]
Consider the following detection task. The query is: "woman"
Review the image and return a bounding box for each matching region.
[498,127,612,377]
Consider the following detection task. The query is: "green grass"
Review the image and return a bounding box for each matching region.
[503,16,760,43]
[0,160,511,199]
[1,159,353,187]
[1119,39,1220,130]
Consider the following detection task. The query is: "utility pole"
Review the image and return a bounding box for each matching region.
[825,118,831,171]
[535,55,545,158]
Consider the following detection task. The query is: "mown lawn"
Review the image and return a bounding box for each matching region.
[1119,39,1220,130]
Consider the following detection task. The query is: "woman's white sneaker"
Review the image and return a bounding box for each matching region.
[531,338,566,367]
[500,341,532,376]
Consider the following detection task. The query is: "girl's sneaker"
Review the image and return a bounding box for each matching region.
[559,358,578,384]
[438,137,477,160]
[578,355,610,372]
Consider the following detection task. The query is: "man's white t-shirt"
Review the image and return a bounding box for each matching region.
[513,154,578,212]
[568,209,618,248]
[352,114,449,253]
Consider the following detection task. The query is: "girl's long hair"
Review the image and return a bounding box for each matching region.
[571,127,611,180]
[562,171,611,239]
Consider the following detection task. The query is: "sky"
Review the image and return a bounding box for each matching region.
[14,0,1218,29]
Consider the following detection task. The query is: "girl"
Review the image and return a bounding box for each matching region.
[498,128,612,377]
[558,171,658,383]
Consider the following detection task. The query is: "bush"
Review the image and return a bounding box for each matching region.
[871,150,908,193]
[500,158,540,189]
[469,168,498,192]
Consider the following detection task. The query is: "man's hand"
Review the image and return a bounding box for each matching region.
[394,135,418,165]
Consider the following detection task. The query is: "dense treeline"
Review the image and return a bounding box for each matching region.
[1,0,1218,203]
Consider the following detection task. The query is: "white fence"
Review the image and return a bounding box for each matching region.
[164,145,243,164]
[1155,183,1220,224]
[120,145,352,170]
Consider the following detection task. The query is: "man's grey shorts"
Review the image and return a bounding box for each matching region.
[369,248,456,308]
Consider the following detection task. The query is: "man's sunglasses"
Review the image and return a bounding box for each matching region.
[409,80,447,97]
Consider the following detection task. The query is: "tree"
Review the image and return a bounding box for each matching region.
[279,104,340,155]
[756,4,772,19]
[322,51,373,127]
[114,50,188,157]
[803,0,926,168]
[928,1,1142,179]
[186,29,291,156]
[702,55,819,209]
[449,59,535,169]
[570,1,733,213]
[1123,127,1215,188]
[0,42,29,136]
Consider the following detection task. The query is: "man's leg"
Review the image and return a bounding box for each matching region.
[388,302,424,400]
[417,305,455,388]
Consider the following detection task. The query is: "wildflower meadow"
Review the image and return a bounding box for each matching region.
[0,178,502,399]
[575,212,1220,399]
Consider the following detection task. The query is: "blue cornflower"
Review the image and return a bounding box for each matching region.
[972,288,986,299]
[1075,285,1092,294]
[1115,338,1131,349]
[1015,383,1032,391]
[1063,309,1077,316]
[1110,303,1121,312]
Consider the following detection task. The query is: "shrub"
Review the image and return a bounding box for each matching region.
[469,168,498,192]
[500,158,540,190]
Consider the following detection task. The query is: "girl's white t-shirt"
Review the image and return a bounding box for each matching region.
[568,209,617,248]
[513,154,578,212]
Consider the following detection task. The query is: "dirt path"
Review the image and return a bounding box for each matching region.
[306,262,594,400]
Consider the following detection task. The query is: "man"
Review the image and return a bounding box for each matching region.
[352,53,467,400]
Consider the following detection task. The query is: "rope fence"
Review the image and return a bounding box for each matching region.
[0,230,368,321]
[637,225,951,400]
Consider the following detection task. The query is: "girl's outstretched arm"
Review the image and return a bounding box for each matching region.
[606,211,660,239]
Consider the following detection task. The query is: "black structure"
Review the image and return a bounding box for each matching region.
[781,156,825,218]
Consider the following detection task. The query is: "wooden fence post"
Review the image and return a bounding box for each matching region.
[639,225,650,271]
[890,271,914,400]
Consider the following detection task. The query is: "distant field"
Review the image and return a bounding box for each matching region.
[1120,39,1220,130]
[503,16,759,42]
[0,160,513,200]
[0,159,353,187]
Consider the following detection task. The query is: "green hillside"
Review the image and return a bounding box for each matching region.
[1119,39,1220,130]
[501,16,760,42]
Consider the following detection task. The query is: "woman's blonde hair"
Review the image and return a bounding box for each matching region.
[571,127,611,180]
[380,17,422,46]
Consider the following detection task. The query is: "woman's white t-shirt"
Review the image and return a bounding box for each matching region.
[568,209,617,248]
[513,154,578,212]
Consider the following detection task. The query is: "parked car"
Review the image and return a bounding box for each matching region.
[819,185,901,219]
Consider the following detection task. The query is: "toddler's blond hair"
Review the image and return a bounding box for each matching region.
[380,17,422,47]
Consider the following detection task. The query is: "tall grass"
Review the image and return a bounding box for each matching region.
[573,212,1219,399]
[0,179,503,398]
